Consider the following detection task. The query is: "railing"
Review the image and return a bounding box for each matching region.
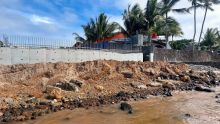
[0,34,73,48]
[0,34,142,53]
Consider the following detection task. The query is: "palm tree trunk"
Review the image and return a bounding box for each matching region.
[165,13,169,49]
[192,5,197,50]
[198,7,208,47]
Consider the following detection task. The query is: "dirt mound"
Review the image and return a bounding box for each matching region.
[0,60,188,98]
[1,61,220,123]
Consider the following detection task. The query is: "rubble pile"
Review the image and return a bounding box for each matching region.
[0,60,219,122]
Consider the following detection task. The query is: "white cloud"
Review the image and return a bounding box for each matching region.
[30,15,54,24]
[1,0,220,41]
[172,1,220,41]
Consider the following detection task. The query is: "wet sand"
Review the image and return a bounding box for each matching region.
[10,87,220,124]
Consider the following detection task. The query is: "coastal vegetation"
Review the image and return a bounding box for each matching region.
[74,0,220,51]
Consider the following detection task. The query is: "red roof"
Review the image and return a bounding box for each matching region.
[96,33,127,43]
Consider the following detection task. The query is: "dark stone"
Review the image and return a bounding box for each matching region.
[38,112,43,116]
[195,85,215,92]
[116,91,127,97]
[175,76,180,81]
[39,101,49,105]
[69,79,84,88]
[164,88,172,97]
[31,116,36,120]
[210,79,218,85]
[189,70,194,74]
[32,112,37,117]
[207,71,217,78]
[122,72,133,78]
[120,102,133,114]
[216,100,220,103]
[26,97,38,104]
[215,93,220,98]
[160,72,169,80]
[184,113,191,118]
[55,82,78,92]
[44,71,54,78]
[2,111,12,122]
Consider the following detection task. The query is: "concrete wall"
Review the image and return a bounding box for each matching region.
[152,48,220,62]
[183,62,220,69]
[0,47,143,65]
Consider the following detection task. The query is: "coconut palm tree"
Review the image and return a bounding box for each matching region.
[122,4,147,36]
[198,0,220,46]
[74,13,119,44]
[157,0,187,48]
[145,0,160,42]
[200,28,220,50]
[170,39,192,50]
[145,0,159,29]
[153,16,183,41]
[169,22,183,41]
[188,0,199,43]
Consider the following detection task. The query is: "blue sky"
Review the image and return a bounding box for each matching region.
[1,0,220,41]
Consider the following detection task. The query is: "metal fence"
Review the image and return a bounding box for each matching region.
[0,34,142,53]
[0,34,74,48]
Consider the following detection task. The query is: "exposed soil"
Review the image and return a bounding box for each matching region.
[0,60,219,123]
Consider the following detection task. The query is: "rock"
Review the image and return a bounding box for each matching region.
[120,102,133,114]
[69,79,84,88]
[4,98,14,105]
[44,71,54,78]
[121,71,133,78]
[211,79,220,85]
[31,112,37,120]
[39,101,49,106]
[216,100,220,103]
[215,93,220,98]
[145,68,157,75]
[157,77,162,80]
[189,70,194,74]
[41,77,49,90]
[52,99,58,103]
[175,76,180,80]
[136,85,147,89]
[2,111,12,122]
[26,97,38,104]
[165,67,176,75]
[46,85,62,99]
[50,101,62,108]
[164,88,172,96]
[0,112,3,117]
[55,82,79,92]
[207,71,217,78]
[195,85,215,92]
[184,113,191,118]
[95,85,104,91]
[159,72,169,80]
[147,82,162,87]
[16,116,25,121]
[180,75,191,82]
[20,102,28,108]
[162,82,176,90]
[130,83,147,89]
[117,91,127,97]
